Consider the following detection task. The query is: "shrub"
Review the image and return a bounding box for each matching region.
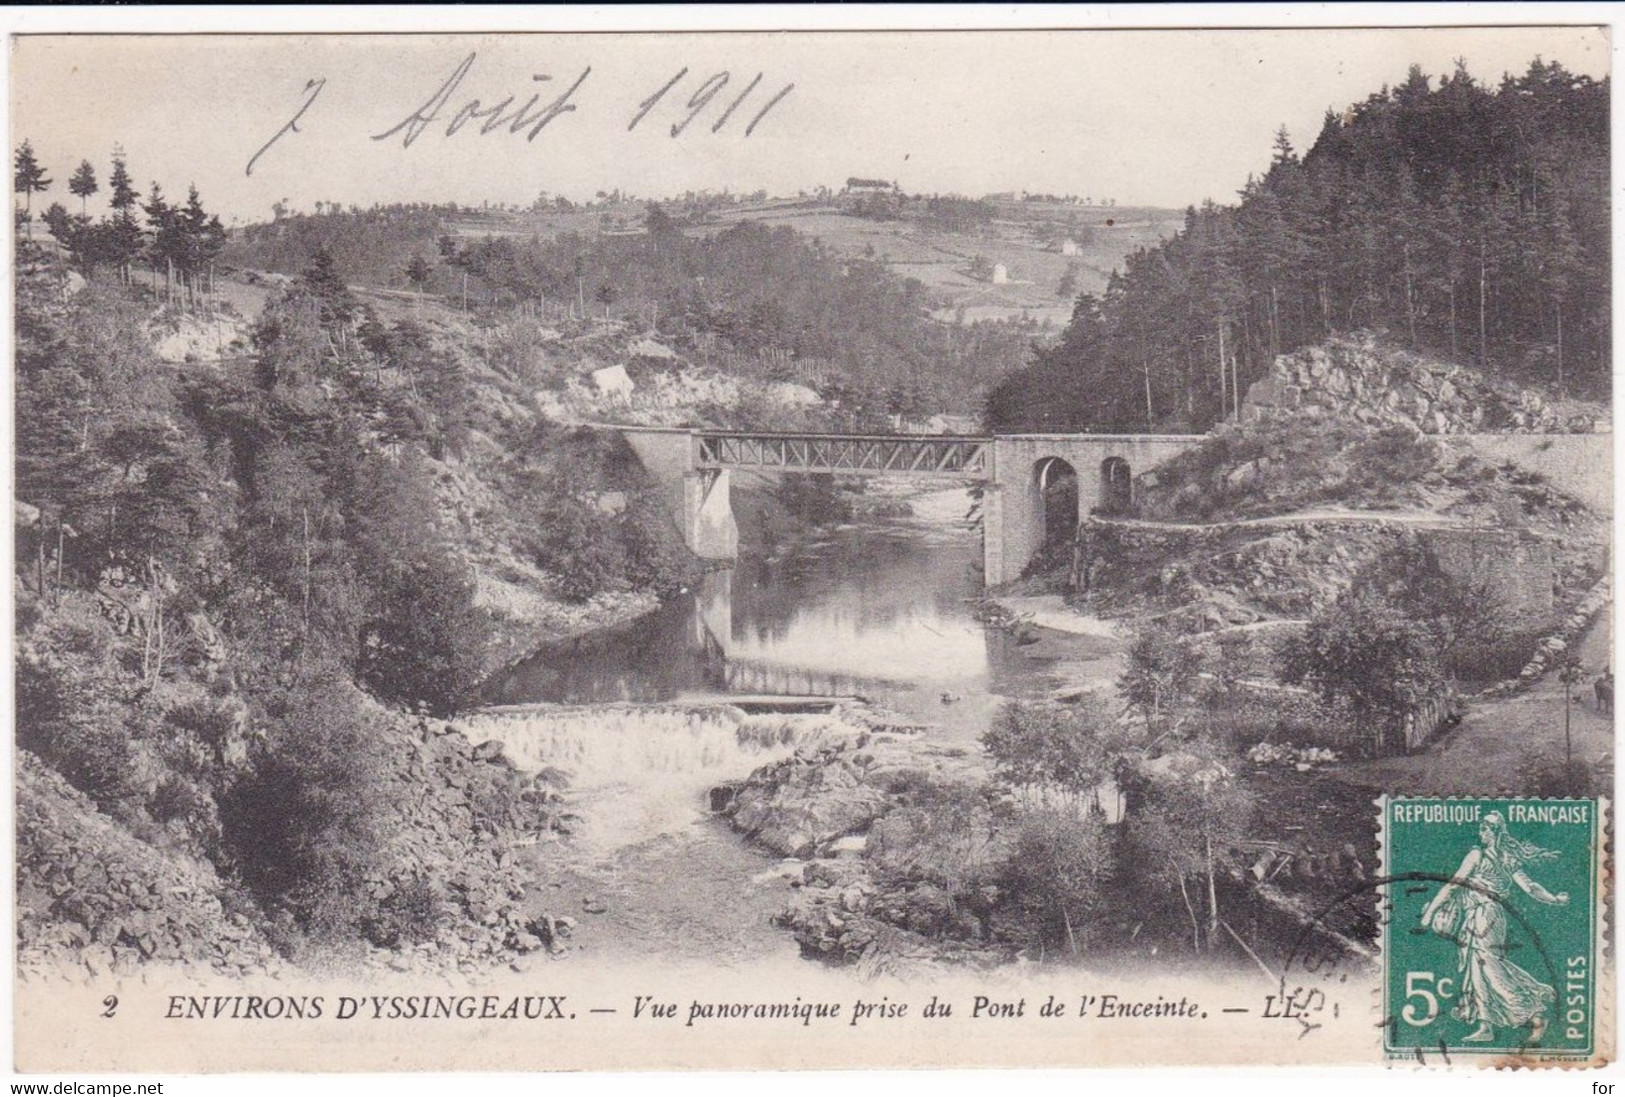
[219,679,393,947]
[982,697,1118,803]
[357,546,488,716]
[993,808,1113,954]
[521,496,630,602]
[1279,587,1445,755]
[867,780,1007,895]
[361,876,445,949]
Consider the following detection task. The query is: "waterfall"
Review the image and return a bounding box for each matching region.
[463,704,851,854]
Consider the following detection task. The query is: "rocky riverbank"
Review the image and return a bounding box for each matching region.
[16,699,573,981]
[720,711,1015,973]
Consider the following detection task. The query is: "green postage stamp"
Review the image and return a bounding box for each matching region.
[1381,797,1606,1062]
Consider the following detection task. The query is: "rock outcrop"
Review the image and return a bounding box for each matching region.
[16,751,281,978]
[1244,332,1607,435]
[727,727,1008,972]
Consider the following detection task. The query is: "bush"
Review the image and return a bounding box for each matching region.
[867,780,1007,895]
[993,808,1113,954]
[361,876,445,949]
[1279,587,1445,755]
[982,697,1117,801]
[521,495,630,602]
[357,546,488,716]
[219,678,393,948]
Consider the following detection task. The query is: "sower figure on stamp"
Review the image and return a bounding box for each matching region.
[1418,813,1568,1044]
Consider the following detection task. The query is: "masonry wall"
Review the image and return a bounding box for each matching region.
[1447,434,1613,513]
[1423,527,1557,629]
[986,435,1202,584]
[620,427,738,561]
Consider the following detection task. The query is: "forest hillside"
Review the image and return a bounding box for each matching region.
[987,59,1609,433]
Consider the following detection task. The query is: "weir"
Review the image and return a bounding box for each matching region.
[620,426,1205,584]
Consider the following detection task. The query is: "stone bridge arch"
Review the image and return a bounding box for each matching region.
[983,434,1203,583]
[1034,456,1079,548]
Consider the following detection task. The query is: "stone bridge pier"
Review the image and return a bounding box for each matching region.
[620,427,739,560]
[983,434,1203,584]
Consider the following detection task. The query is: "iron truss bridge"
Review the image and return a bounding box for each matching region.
[696,431,992,479]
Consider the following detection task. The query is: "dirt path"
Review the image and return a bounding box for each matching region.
[1093,506,1471,534]
[1331,618,1613,796]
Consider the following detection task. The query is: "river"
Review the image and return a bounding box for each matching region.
[481,483,1123,745]
[471,483,1125,966]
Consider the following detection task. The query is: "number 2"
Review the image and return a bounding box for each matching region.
[101,995,118,1018]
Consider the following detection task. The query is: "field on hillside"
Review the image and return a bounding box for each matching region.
[390,197,1182,331]
[703,202,1183,328]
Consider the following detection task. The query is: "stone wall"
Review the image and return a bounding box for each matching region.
[1424,527,1557,629]
[1445,434,1613,513]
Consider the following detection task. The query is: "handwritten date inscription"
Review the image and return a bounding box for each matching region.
[248,51,793,175]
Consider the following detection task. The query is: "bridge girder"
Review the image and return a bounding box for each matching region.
[697,432,991,479]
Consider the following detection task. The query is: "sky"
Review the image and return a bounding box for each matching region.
[6,17,1614,225]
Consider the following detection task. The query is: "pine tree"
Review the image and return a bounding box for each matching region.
[404,253,432,295]
[143,182,177,297]
[988,56,1610,431]
[107,152,137,212]
[175,184,227,305]
[100,152,142,282]
[13,140,52,240]
[41,201,71,244]
[302,245,359,332]
[68,160,98,217]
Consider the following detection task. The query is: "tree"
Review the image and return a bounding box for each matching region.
[1057,263,1080,299]
[13,140,51,239]
[1279,587,1445,754]
[103,152,142,282]
[1120,622,1200,739]
[301,245,359,331]
[982,697,1117,809]
[68,159,98,216]
[1556,651,1585,768]
[1126,745,1257,952]
[142,182,179,296]
[404,252,433,305]
[174,185,227,302]
[41,202,72,244]
[107,152,136,212]
[985,58,1613,431]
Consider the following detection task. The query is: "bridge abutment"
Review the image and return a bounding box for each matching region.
[684,469,739,559]
[621,427,739,562]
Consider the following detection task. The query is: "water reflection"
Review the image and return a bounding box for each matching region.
[481,488,1114,741]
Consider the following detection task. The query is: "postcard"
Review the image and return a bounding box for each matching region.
[9,15,1614,1076]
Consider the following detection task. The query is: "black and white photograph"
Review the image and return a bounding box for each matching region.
[7,10,1615,1077]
